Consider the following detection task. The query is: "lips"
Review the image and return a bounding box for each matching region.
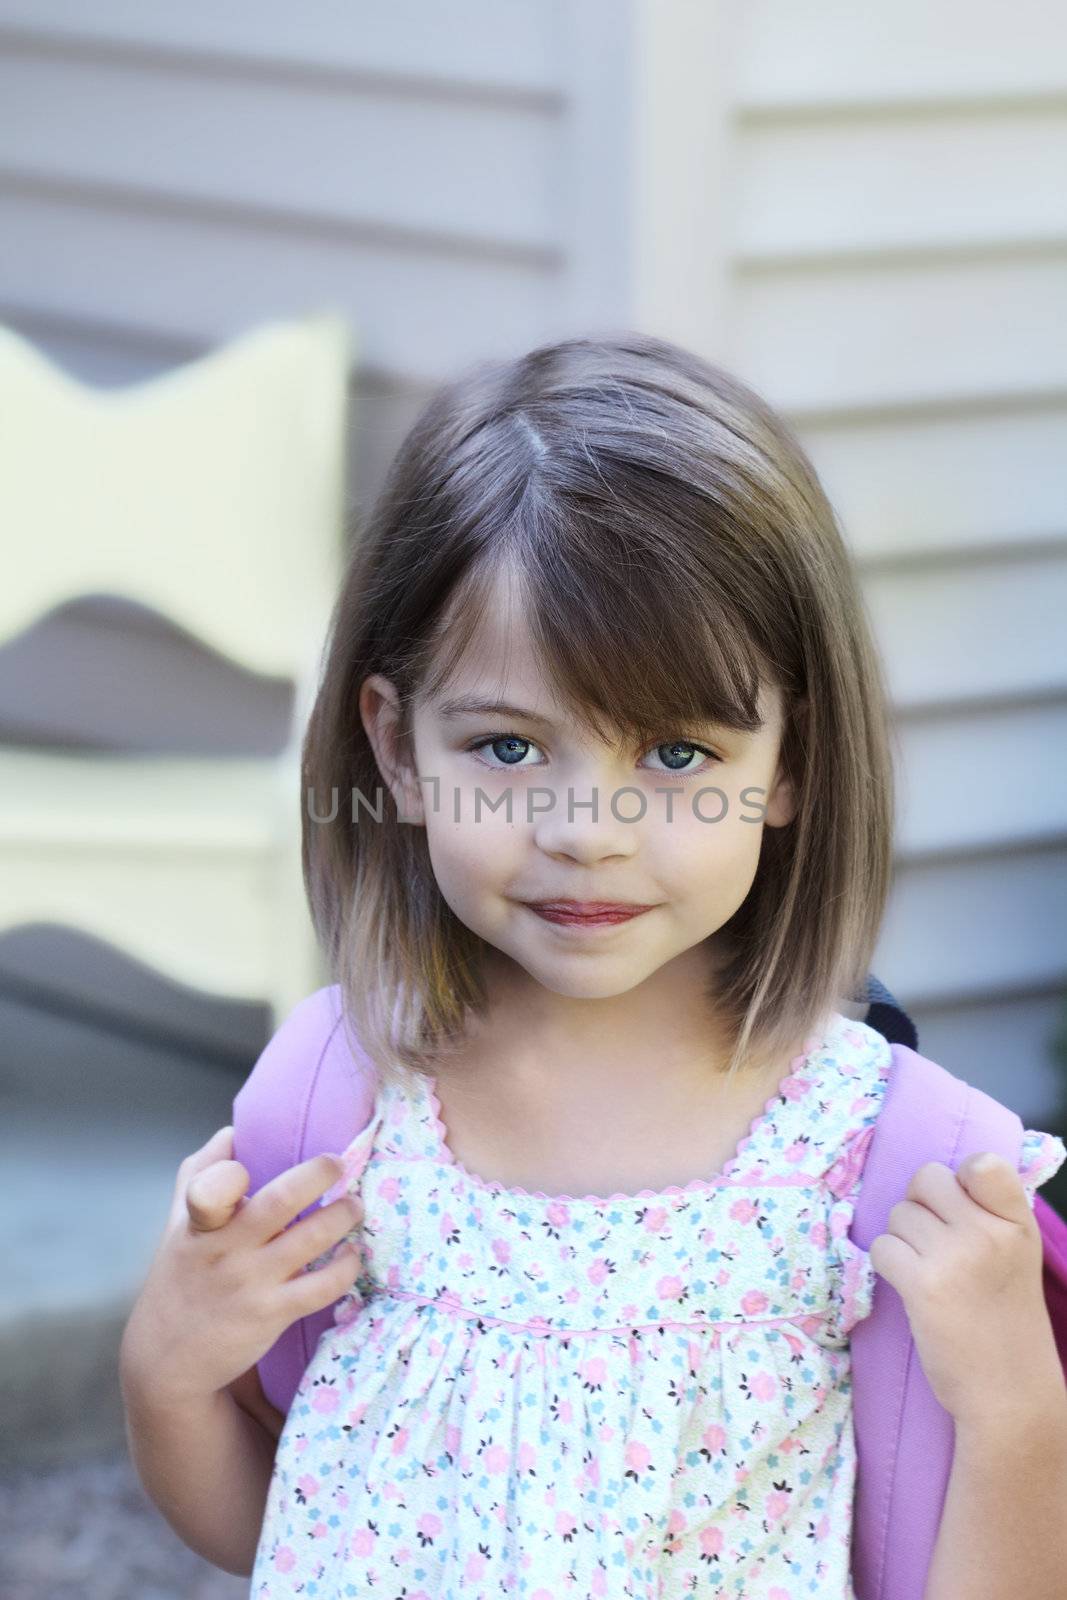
[525,901,655,926]
[531,902,650,914]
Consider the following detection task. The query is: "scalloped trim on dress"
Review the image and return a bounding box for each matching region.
[417,1013,862,1207]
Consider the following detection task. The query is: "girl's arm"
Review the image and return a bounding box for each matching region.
[120,1356,278,1577]
[923,1386,1067,1600]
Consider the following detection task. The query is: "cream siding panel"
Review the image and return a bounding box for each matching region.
[798,408,1067,563]
[736,0,1067,106]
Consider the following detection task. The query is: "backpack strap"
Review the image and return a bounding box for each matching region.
[232,984,378,1416]
[849,1043,1024,1600]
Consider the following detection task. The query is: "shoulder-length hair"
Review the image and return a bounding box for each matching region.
[302,331,897,1089]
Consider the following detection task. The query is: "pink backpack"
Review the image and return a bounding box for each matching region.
[233,980,1067,1600]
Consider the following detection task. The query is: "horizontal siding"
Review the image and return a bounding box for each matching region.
[877,846,1067,1005]
[730,254,1067,416]
[797,405,1067,564]
[865,548,1067,708]
[736,0,1067,106]
[734,107,1067,259]
[0,186,563,383]
[894,702,1067,860]
[0,47,562,251]
[0,1,561,92]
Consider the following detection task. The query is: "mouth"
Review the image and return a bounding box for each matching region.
[522,901,657,927]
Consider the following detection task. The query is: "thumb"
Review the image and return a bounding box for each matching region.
[166,1125,235,1229]
[955,1151,1029,1222]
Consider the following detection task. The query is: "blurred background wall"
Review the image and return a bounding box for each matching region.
[1,0,1065,1472]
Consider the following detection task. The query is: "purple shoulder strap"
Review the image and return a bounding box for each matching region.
[232,984,377,1416]
[849,1043,1025,1600]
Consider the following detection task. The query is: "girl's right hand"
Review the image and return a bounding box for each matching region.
[119,1125,364,1409]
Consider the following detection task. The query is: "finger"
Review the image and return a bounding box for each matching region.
[955,1152,1031,1223]
[267,1194,364,1281]
[186,1159,251,1233]
[280,1231,365,1321]
[886,1197,946,1254]
[904,1160,973,1223]
[869,1229,920,1294]
[235,1151,349,1247]
[167,1126,235,1229]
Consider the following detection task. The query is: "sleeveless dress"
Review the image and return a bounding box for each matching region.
[250,1011,1065,1599]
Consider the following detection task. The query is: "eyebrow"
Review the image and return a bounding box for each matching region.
[436,696,558,728]
[435,694,749,738]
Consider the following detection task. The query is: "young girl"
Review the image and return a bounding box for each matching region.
[123,333,1066,1597]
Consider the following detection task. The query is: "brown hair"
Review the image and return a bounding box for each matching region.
[302,331,897,1089]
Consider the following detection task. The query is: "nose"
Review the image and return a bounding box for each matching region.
[528,764,643,863]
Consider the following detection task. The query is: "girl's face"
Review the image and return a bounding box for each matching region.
[361,580,797,1006]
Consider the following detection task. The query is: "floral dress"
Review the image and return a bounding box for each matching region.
[250,1011,1065,1599]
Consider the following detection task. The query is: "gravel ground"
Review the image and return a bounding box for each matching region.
[0,1445,249,1600]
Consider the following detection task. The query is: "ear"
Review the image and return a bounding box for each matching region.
[763,767,797,829]
[359,674,426,825]
[763,694,806,829]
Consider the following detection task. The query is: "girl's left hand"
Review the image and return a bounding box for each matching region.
[868,1152,1055,1430]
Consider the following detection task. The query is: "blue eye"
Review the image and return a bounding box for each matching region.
[467,734,535,768]
[464,733,720,776]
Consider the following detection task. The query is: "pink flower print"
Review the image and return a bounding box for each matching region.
[781,1075,810,1101]
[702,1421,726,1455]
[740,1288,769,1316]
[830,1207,849,1239]
[729,1196,759,1224]
[464,1549,489,1581]
[815,1511,830,1541]
[699,1525,725,1560]
[311,1522,328,1539]
[348,1525,376,1557]
[809,1219,829,1248]
[765,1481,792,1521]
[656,1272,685,1302]
[295,1474,320,1504]
[389,1424,411,1458]
[273,1545,296,1572]
[516,1440,537,1473]
[749,1370,777,1402]
[563,1285,581,1305]
[579,1355,608,1393]
[624,1439,652,1481]
[790,1268,807,1290]
[769,1589,793,1600]
[587,1255,612,1286]
[784,1139,808,1164]
[643,1205,669,1233]
[379,1174,401,1203]
[546,1199,570,1229]
[445,1421,462,1456]
[310,1384,339,1415]
[554,1507,579,1540]
[716,1266,731,1287]
[491,1234,512,1265]
[621,1301,639,1321]
[484,1442,510,1475]
[415,1511,443,1547]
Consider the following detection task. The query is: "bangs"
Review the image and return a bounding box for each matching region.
[416,475,780,752]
